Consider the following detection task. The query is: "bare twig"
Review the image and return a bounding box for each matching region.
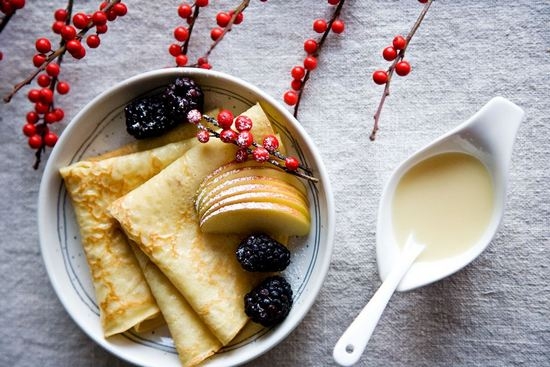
[370,0,433,140]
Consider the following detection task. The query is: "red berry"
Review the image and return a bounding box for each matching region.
[235,115,253,131]
[303,56,317,70]
[44,111,58,124]
[37,74,51,87]
[291,66,305,80]
[418,0,428,3]
[392,35,407,50]
[96,24,108,34]
[169,43,182,57]
[92,11,107,25]
[252,147,270,162]
[28,89,40,103]
[35,102,50,114]
[99,1,108,10]
[291,79,302,91]
[186,109,202,124]
[196,0,208,7]
[112,3,127,16]
[106,9,117,21]
[61,25,77,40]
[26,111,39,123]
[199,62,212,69]
[35,38,51,54]
[66,39,81,54]
[284,90,298,106]
[174,26,189,42]
[331,19,345,34]
[39,88,54,104]
[328,0,340,4]
[28,134,43,149]
[235,148,249,163]
[313,19,327,33]
[236,131,254,148]
[217,109,234,129]
[229,10,244,24]
[46,62,60,77]
[86,35,100,48]
[178,4,192,18]
[216,11,231,27]
[210,27,224,41]
[304,39,318,54]
[72,13,89,29]
[220,129,237,143]
[54,8,67,21]
[56,81,70,94]
[262,134,279,152]
[382,46,397,61]
[196,130,210,143]
[285,156,300,171]
[395,60,411,76]
[23,123,36,137]
[52,21,64,34]
[10,0,25,9]
[53,108,64,121]
[372,70,388,85]
[44,132,58,147]
[72,46,86,59]
[32,54,46,67]
[175,54,188,67]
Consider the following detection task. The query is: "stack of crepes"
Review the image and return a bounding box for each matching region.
[60,104,276,367]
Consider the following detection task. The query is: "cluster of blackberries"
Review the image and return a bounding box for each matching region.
[124,77,204,139]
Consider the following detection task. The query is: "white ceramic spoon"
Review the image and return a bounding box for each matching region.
[333,235,425,366]
[333,97,524,366]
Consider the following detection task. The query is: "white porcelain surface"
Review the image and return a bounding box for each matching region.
[37,68,335,367]
[376,97,525,292]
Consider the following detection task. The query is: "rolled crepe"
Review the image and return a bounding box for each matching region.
[60,138,197,336]
[110,104,277,344]
[131,243,222,367]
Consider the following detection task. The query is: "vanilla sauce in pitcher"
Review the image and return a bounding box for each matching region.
[392,152,494,262]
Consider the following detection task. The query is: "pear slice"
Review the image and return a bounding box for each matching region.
[196,165,308,206]
[196,175,308,213]
[199,189,310,220]
[199,202,311,236]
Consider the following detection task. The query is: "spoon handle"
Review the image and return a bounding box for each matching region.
[333,236,425,366]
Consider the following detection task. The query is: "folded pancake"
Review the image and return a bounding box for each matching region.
[60,138,197,336]
[109,104,277,344]
[131,243,222,367]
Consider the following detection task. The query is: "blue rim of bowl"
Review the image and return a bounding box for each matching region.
[38,68,335,366]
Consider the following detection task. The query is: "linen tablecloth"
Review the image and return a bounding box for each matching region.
[1,1,548,366]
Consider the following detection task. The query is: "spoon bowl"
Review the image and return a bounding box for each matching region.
[377,97,525,291]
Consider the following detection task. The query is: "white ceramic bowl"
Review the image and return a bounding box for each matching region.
[38,68,335,366]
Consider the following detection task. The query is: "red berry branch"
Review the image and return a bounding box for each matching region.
[169,0,257,69]
[283,0,346,118]
[186,109,318,182]
[0,0,26,60]
[3,0,128,169]
[369,0,433,141]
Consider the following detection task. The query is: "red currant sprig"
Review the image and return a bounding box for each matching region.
[186,109,317,182]
[0,0,26,59]
[283,0,346,118]
[369,0,433,141]
[169,1,205,67]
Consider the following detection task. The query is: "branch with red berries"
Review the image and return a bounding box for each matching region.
[2,0,128,169]
[168,0,258,69]
[186,109,318,183]
[283,0,346,118]
[370,0,433,141]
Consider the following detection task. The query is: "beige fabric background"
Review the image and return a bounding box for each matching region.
[0,1,548,366]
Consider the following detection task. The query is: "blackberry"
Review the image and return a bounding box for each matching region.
[236,234,291,272]
[124,94,178,139]
[164,77,204,118]
[124,77,204,139]
[244,276,293,327]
